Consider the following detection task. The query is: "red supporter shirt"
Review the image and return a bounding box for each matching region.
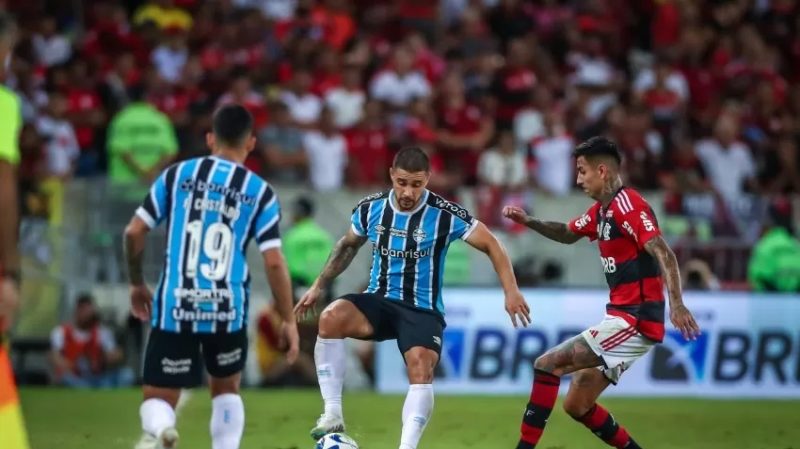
[67,88,102,150]
[568,187,665,342]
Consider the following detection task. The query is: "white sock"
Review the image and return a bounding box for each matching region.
[140,398,176,438]
[315,337,346,418]
[399,384,434,449]
[210,393,245,449]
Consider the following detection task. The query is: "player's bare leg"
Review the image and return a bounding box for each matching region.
[399,346,438,449]
[516,334,602,449]
[208,373,244,449]
[311,299,374,440]
[138,386,181,449]
[563,369,642,448]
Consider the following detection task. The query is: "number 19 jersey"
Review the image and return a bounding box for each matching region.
[136,156,281,334]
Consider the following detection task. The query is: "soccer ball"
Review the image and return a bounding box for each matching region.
[315,432,359,449]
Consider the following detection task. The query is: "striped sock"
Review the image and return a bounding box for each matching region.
[575,404,641,449]
[517,369,560,449]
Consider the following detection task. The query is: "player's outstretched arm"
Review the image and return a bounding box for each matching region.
[123,215,152,321]
[643,236,701,340]
[293,227,366,317]
[502,205,582,244]
[465,221,531,328]
[262,247,299,364]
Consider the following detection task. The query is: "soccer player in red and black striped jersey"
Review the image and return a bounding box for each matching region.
[503,136,701,449]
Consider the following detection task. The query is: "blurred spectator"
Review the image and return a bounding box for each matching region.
[492,38,536,129]
[151,28,189,84]
[283,196,334,291]
[761,136,800,194]
[325,64,365,129]
[234,0,298,22]
[477,129,526,189]
[217,71,268,129]
[695,114,759,202]
[31,16,71,68]
[48,294,134,388]
[303,107,347,191]
[529,112,574,197]
[748,198,800,292]
[133,0,193,31]
[370,45,431,111]
[437,71,494,185]
[683,259,721,291]
[64,60,106,175]
[35,92,79,225]
[345,99,390,187]
[280,67,322,127]
[476,129,527,227]
[259,101,306,183]
[255,302,317,387]
[106,87,178,191]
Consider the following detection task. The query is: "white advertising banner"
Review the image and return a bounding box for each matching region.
[376,288,800,398]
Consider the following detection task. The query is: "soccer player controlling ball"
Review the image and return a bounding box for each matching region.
[294,146,531,449]
[124,105,299,449]
[503,136,701,449]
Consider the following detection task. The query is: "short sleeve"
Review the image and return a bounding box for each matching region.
[135,167,172,228]
[444,200,477,241]
[568,203,600,241]
[452,216,479,241]
[254,186,282,252]
[351,203,368,236]
[618,192,661,250]
[50,327,64,351]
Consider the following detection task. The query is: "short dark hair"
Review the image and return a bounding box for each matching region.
[393,146,430,172]
[212,104,253,147]
[294,196,314,218]
[573,136,622,166]
[76,293,94,307]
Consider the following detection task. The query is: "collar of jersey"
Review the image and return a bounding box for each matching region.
[208,155,242,166]
[388,189,429,215]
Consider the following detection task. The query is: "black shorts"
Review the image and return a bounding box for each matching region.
[142,328,248,388]
[342,293,444,356]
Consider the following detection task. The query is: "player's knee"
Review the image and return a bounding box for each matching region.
[533,354,551,372]
[318,305,345,338]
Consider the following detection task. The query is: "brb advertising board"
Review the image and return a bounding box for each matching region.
[375,288,800,398]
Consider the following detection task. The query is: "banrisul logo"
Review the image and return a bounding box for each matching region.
[650,330,709,382]
[435,329,465,379]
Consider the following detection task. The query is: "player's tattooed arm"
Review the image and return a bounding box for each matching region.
[503,206,582,244]
[123,216,149,285]
[644,236,683,307]
[315,228,367,290]
[644,235,701,339]
[523,218,582,244]
[534,334,602,376]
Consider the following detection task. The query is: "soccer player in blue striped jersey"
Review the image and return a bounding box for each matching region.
[124,105,299,449]
[294,146,532,448]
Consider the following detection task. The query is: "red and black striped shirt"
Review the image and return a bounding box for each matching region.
[568,187,665,342]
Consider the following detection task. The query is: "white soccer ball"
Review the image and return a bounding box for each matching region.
[315,432,359,449]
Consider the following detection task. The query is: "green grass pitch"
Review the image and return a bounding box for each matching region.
[20,388,799,449]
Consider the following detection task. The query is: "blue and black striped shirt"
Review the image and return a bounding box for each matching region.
[136,156,281,334]
[351,190,477,318]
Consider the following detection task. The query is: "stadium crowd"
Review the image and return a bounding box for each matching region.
[3,0,800,285]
